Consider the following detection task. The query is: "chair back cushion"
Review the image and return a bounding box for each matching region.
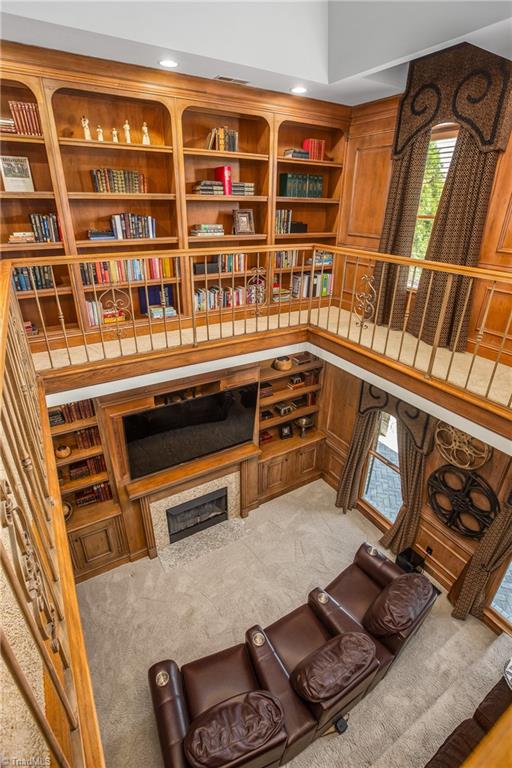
[291,632,376,703]
[184,690,284,768]
[363,573,433,637]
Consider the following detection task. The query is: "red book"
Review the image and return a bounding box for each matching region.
[214,165,232,195]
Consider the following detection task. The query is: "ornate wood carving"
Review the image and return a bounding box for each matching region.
[427,465,499,540]
[435,421,492,469]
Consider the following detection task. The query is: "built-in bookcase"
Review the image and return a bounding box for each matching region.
[52,88,178,252]
[275,120,344,242]
[181,106,271,246]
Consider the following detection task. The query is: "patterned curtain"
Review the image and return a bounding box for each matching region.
[407,129,500,349]
[335,410,380,513]
[448,496,512,620]
[375,132,430,327]
[380,422,427,554]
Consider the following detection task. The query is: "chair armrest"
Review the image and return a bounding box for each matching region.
[354,543,404,588]
[148,660,190,768]
[308,588,365,636]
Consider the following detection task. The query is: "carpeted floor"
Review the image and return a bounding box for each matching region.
[77,480,512,768]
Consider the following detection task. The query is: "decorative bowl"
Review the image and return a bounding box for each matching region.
[272,356,292,371]
[55,445,71,459]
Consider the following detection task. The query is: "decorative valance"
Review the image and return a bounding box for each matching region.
[358,383,434,455]
[394,42,512,157]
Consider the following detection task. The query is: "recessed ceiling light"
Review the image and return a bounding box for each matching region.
[290,86,307,95]
[159,58,178,69]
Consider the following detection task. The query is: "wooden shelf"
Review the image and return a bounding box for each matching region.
[260,359,323,383]
[276,197,339,205]
[60,471,109,496]
[76,237,178,248]
[59,138,173,154]
[16,286,73,299]
[186,195,268,202]
[0,133,45,144]
[275,232,336,239]
[259,383,321,407]
[55,445,104,467]
[184,148,269,162]
[1,242,63,252]
[193,270,258,281]
[0,191,55,199]
[50,416,98,436]
[259,404,319,430]
[277,157,342,169]
[68,192,176,200]
[66,499,121,533]
[259,428,325,459]
[188,234,267,242]
[82,277,178,291]
[273,266,332,273]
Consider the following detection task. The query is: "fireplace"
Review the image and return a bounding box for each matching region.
[166,487,228,543]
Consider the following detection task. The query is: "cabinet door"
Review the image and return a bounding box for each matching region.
[69,516,127,577]
[258,454,290,498]
[296,443,319,477]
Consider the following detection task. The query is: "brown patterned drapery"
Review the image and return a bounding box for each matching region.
[407,129,500,349]
[336,384,434,542]
[375,133,430,327]
[448,494,512,620]
[376,43,512,342]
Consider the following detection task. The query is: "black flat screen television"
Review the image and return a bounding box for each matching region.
[123,383,258,479]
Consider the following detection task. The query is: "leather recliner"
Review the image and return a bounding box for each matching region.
[149,543,439,768]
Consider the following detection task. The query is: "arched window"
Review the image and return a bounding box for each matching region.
[408,124,458,288]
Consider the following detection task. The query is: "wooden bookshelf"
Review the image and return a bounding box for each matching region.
[3,52,349,345]
[60,471,109,496]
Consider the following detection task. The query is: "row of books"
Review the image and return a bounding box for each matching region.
[206,127,239,152]
[279,173,324,198]
[68,455,107,480]
[275,209,293,234]
[85,285,175,326]
[7,101,43,136]
[308,249,334,266]
[274,250,300,268]
[190,223,224,237]
[283,148,309,160]
[302,139,326,161]
[75,482,112,507]
[111,213,156,239]
[194,284,260,311]
[193,181,255,196]
[49,399,95,426]
[11,214,61,243]
[90,168,148,193]
[292,272,333,298]
[13,265,54,291]
[79,257,175,285]
[75,426,101,449]
[218,253,247,272]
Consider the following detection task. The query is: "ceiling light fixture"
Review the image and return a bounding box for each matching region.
[159,58,178,69]
[290,86,307,95]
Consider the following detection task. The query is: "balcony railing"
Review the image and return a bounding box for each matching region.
[2,245,511,412]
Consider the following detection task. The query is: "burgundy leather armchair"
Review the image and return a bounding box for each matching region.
[149,543,439,768]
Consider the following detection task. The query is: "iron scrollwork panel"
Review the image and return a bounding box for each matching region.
[427,465,499,540]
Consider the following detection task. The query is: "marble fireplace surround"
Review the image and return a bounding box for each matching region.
[149,471,241,554]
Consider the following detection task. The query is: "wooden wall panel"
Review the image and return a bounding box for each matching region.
[318,362,360,486]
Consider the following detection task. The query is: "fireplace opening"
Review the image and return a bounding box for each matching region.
[166,487,228,543]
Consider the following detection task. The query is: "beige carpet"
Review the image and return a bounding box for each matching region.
[77,480,512,768]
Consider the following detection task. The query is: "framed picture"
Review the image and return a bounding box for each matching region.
[279,424,293,440]
[0,155,34,192]
[233,208,255,234]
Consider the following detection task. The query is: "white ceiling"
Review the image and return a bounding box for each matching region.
[2,1,512,105]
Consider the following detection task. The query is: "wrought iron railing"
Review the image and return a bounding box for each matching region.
[3,245,511,410]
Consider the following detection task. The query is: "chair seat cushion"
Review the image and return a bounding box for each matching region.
[184,691,284,768]
[363,573,433,637]
[290,632,376,704]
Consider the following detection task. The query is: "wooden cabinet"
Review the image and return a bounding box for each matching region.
[258,438,323,501]
[68,513,129,581]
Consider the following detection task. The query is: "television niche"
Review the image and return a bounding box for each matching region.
[123,384,258,479]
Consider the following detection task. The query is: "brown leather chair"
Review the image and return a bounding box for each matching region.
[149,543,438,768]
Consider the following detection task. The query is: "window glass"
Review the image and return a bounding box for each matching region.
[363,413,403,523]
[491,561,512,625]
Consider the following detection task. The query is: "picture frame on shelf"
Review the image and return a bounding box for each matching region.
[233,208,255,234]
[279,424,293,440]
[0,155,34,192]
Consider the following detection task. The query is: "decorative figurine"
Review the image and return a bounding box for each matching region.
[81,115,91,141]
[96,124,104,142]
[123,119,131,143]
[111,127,119,143]
[142,122,150,145]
